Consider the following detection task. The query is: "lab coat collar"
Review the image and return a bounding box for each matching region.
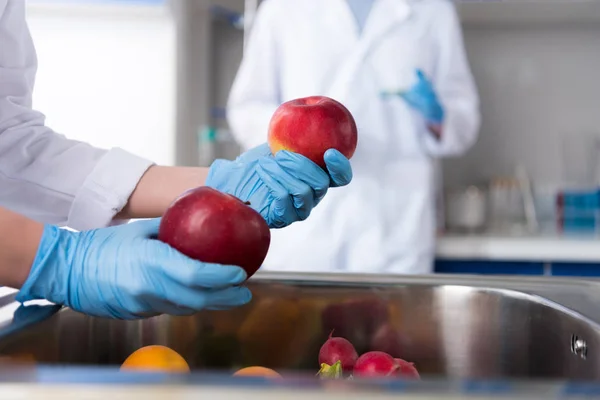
[331,0,412,42]
[362,0,412,41]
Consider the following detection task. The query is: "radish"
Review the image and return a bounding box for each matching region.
[353,351,420,379]
[318,331,359,373]
[396,358,420,379]
[353,351,397,378]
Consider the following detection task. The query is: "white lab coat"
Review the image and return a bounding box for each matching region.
[227,0,480,274]
[0,0,154,230]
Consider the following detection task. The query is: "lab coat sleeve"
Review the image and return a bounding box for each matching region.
[0,1,154,230]
[226,0,281,151]
[421,1,481,157]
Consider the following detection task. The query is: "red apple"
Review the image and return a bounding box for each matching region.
[158,187,271,279]
[267,96,358,169]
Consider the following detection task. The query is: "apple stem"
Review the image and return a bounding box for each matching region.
[244,201,251,206]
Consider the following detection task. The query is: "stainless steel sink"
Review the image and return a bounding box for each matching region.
[0,272,599,382]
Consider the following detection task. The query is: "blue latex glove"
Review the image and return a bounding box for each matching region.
[15,219,251,320]
[206,143,352,229]
[399,69,445,125]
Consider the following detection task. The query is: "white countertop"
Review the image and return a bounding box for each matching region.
[436,232,600,263]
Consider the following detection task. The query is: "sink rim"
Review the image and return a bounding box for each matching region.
[1,273,600,386]
[0,272,599,343]
[249,271,600,327]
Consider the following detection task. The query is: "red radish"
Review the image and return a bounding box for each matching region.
[353,351,397,378]
[353,351,420,380]
[396,358,420,379]
[318,331,358,372]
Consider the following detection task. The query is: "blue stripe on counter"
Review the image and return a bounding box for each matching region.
[435,259,600,277]
[461,379,513,394]
[550,262,600,277]
[560,382,600,396]
[435,260,545,275]
[28,0,166,5]
[4,366,600,397]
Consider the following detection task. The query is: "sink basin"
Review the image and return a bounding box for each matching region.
[0,272,599,381]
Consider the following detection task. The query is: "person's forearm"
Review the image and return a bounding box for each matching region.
[0,206,43,289]
[116,166,210,220]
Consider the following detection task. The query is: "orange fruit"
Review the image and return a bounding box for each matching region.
[237,298,301,366]
[120,345,190,373]
[233,366,281,378]
[0,353,36,366]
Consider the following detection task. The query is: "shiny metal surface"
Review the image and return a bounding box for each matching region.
[0,288,61,345]
[0,272,599,381]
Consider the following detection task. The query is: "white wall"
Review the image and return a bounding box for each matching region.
[443,24,600,189]
[25,4,177,166]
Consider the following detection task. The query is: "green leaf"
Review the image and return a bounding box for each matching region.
[317,360,343,379]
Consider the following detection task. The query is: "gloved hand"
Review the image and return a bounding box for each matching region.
[400,69,445,126]
[15,219,251,320]
[206,143,352,229]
